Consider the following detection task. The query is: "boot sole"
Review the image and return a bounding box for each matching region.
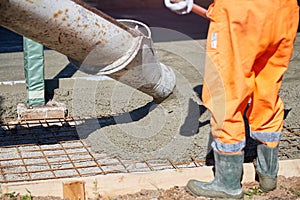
[185,185,244,199]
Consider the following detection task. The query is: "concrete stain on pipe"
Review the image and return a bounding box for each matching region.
[0,0,176,100]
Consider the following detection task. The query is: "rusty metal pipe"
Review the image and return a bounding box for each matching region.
[0,0,176,100]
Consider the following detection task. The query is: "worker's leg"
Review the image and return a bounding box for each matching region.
[246,1,299,191]
[185,0,298,198]
[186,1,260,198]
[23,37,45,106]
[247,0,299,148]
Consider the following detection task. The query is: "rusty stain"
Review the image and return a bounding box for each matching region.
[84,24,88,28]
[62,17,67,21]
[77,17,80,21]
[53,13,59,18]
[53,10,63,18]
[67,23,71,27]
[26,0,33,3]
[65,8,69,13]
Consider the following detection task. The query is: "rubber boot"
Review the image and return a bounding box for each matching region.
[256,144,279,192]
[186,151,244,199]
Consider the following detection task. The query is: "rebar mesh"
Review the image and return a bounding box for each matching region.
[0,117,206,183]
[0,117,299,183]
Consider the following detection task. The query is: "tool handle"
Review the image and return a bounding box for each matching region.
[169,0,208,18]
[192,4,208,18]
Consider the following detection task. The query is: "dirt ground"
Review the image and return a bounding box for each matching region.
[0,176,299,199]
[103,176,300,200]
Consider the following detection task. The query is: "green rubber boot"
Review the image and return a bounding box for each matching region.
[186,151,244,199]
[256,144,279,192]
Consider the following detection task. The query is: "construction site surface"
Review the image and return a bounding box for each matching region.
[0,1,299,199]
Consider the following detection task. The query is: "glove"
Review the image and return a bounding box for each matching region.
[164,0,193,15]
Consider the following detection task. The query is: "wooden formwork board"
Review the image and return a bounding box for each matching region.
[1,159,299,199]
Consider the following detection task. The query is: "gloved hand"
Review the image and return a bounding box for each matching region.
[164,0,193,15]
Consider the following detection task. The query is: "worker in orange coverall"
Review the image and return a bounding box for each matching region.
[165,0,299,199]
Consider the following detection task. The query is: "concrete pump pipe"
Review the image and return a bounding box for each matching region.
[0,0,176,101]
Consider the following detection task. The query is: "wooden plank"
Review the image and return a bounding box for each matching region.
[1,159,300,199]
[63,181,85,200]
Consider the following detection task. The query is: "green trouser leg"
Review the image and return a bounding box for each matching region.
[186,151,244,199]
[23,37,45,106]
[256,144,279,192]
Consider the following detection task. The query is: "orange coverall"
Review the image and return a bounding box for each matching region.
[202,0,299,152]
